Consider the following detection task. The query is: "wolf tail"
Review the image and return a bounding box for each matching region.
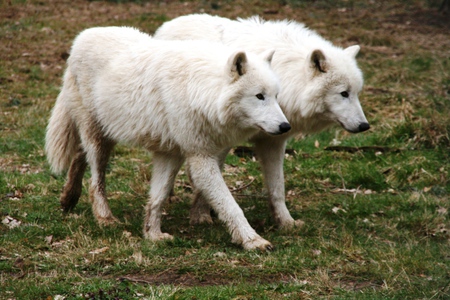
[45,70,80,174]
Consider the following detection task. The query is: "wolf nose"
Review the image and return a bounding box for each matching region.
[279,122,291,133]
[358,122,370,132]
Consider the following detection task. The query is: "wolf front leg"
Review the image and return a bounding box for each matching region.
[143,151,185,241]
[187,154,273,251]
[253,136,304,230]
[188,147,230,225]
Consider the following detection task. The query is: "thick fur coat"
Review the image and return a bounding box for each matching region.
[155,14,370,229]
[45,26,291,250]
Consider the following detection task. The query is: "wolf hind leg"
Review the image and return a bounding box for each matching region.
[89,139,117,226]
[144,151,185,241]
[77,121,118,226]
[60,147,88,212]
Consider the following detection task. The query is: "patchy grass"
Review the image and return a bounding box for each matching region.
[1,0,449,299]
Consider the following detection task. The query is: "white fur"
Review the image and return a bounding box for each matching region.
[45,26,290,250]
[155,14,370,228]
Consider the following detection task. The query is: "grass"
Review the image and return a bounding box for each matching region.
[1,0,449,299]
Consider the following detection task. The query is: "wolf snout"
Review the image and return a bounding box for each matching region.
[342,121,370,133]
[358,122,370,132]
[279,122,291,134]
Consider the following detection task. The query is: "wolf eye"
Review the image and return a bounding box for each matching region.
[340,91,349,98]
[256,93,265,100]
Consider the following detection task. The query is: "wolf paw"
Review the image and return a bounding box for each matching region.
[189,211,213,225]
[242,237,274,251]
[96,215,120,226]
[278,219,305,231]
[60,196,79,213]
[144,231,174,241]
[293,219,305,227]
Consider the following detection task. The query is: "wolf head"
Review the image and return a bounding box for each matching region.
[221,50,291,136]
[305,45,370,133]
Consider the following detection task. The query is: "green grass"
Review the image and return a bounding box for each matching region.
[1,0,449,299]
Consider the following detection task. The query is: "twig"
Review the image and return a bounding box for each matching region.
[119,275,154,284]
[230,178,255,193]
[337,164,346,190]
[324,146,401,153]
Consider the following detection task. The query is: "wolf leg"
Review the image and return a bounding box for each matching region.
[188,154,272,251]
[188,147,229,225]
[143,151,184,241]
[78,124,117,226]
[89,138,117,226]
[60,147,87,212]
[253,136,304,229]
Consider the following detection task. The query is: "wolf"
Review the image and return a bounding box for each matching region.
[45,26,291,250]
[155,14,370,229]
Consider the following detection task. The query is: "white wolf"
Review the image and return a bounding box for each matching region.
[45,26,291,250]
[155,14,370,229]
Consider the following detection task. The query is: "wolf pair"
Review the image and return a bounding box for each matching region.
[45,14,369,250]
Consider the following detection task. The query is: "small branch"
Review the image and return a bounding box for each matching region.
[230,178,255,193]
[233,146,295,158]
[324,146,401,153]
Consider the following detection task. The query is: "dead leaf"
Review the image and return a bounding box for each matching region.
[331,188,376,196]
[45,235,53,245]
[332,206,346,214]
[213,252,227,258]
[89,247,109,255]
[330,138,341,146]
[2,216,21,229]
[19,164,30,174]
[387,188,397,194]
[314,140,320,148]
[437,207,447,215]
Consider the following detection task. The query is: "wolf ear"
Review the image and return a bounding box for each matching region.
[261,49,275,65]
[228,51,247,80]
[344,45,360,58]
[311,49,327,73]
